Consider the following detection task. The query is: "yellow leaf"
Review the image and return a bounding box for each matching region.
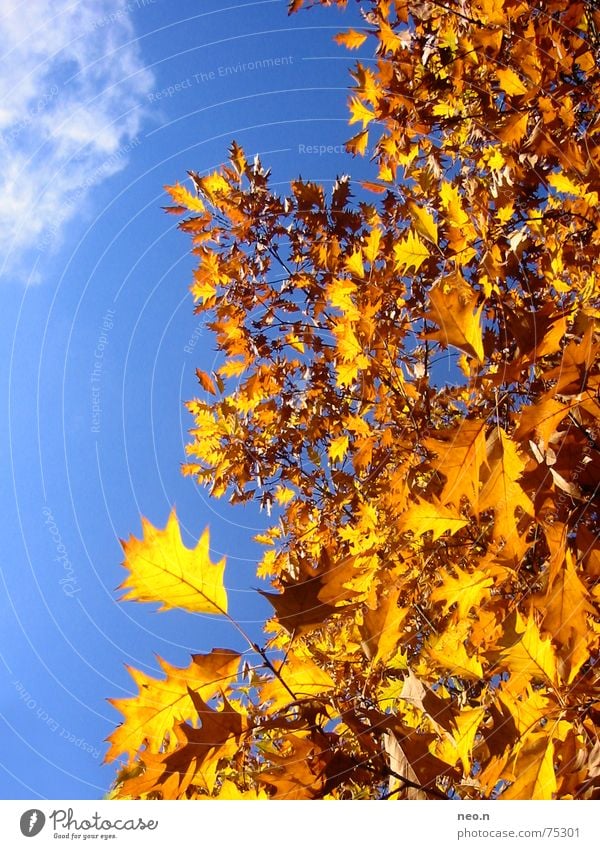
[336,358,363,387]
[435,708,485,775]
[497,684,553,736]
[329,434,349,464]
[542,550,593,644]
[479,428,534,554]
[353,435,375,473]
[190,276,217,304]
[259,650,334,712]
[378,19,404,53]
[105,649,240,761]
[548,172,587,197]
[165,182,205,213]
[440,182,469,227]
[274,485,295,505]
[453,708,485,776]
[364,226,382,263]
[218,358,247,378]
[326,278,359,320]
[425,627,483,679]
[199,171,231,200]
[119,510,228,615]
[216,780,268,800]
[345,247,365,278]
[540,550,594,682]
[501,734,557,799]
[499,612,558,691]
[474,0,507,26]
[496,67,528,96]
[431,566,494,619]
[334,29,368,50]
[349,97,375,129]
[332,318,368,365]
[393,229,430,273]
[378,161,394,182]
[398,497,468,542]
[285,332,305,353]
[408,202,438,246]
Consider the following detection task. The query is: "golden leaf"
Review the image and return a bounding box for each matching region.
[431,566,494,620]
[408,201,438,246]
[274,485,296,505]
[393,229,430,273]
[425,419,487,509]
[345,129,369,156]
[439,182,469,228]
[165,182,205,213]
[397,497,468,542]
[425,625,484,679]
[105,649,240,761]
[329,433,349,464]
[498,612,558,691]
[361,586,407,664]
[345,247,365,278]
[497,684,554,736]
[364,226,382,263]
[496,67,528,96]
[548,172,586,197]
[348,97,375,129]
[259,650,335,712]
[479,428,533,555]
[435,708,484,775]
[334,29,368,50]
[119,510,228,615]
[425,279,484,362]
[501,734,557,799]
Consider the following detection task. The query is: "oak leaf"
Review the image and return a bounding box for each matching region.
[119,510,228,615]
[498,612,558,691]
[501,734,557,800]
[425,280,484,362]
[397,497,468,542]
[431,565,494,620]
[334,29,368,50]
[393,229,430,273]
[105,649,240,761]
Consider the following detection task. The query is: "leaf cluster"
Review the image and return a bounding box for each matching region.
[108,0,600,800]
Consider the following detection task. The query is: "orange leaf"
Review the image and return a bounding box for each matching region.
[425,279,484,362]
[334,29,368,50]
[195,369,217,395]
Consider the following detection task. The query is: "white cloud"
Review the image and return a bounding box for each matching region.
[0,0,154,279]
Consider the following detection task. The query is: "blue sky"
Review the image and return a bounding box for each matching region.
[0,0,378,799]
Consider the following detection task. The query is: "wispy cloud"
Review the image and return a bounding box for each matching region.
[0,0,154,280]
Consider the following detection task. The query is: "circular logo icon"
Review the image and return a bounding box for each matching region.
[20,810,46,837]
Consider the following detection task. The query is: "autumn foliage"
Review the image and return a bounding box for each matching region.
[107,0,600,800]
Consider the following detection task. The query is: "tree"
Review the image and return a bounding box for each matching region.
[107,0,600,800]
